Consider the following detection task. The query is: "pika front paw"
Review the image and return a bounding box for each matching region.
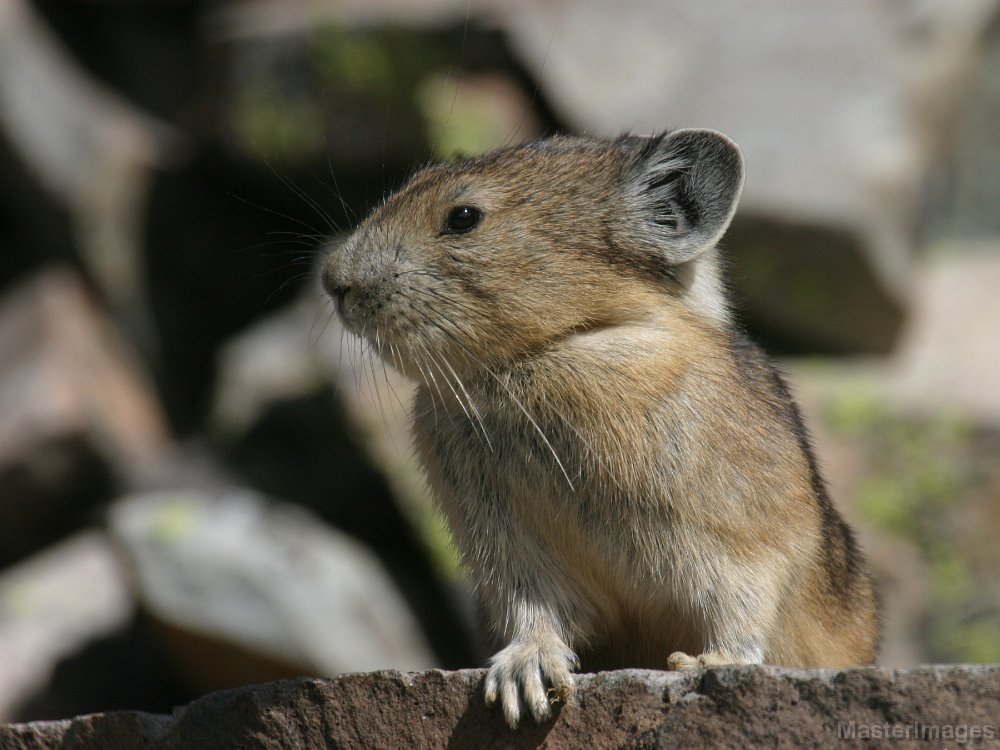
[667,650,755,671]
[666,650,703,671]
[484,637,579,728]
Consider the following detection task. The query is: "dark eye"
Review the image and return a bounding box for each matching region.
[443,205,482,234]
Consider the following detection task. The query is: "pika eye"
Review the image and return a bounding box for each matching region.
[443,205,482,235]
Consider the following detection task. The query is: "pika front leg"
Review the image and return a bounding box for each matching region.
[483,604,580,728]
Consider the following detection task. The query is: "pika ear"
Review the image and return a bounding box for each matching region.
[624,129,744,263]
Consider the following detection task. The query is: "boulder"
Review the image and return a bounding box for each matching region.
[0,269,171,566]
[0,532,132,721]
[888,249,1000,423]
[107,490,436,694]
[0,0,175,345]
[2,665,999,749]
[936,17,1000,240]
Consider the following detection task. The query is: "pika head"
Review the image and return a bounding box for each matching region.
[321,130,744,378]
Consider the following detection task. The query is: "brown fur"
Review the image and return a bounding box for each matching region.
[321,131,879,728]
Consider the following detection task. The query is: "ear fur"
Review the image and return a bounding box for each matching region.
[621,129,744,264]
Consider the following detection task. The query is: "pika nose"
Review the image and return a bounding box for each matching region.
[330,286,351,317]
[320,261,350,315]
[328,282,351,317]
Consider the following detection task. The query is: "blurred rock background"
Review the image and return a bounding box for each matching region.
[0,0,998,722]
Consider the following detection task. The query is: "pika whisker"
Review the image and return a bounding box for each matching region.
[436,352,494,453]
[424,316,575,492]
[421,342,493,451]
[413,363,440,426]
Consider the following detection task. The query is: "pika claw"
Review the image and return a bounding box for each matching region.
[483,672,498,706]
[485,638,577,728]
[547,683,573,705]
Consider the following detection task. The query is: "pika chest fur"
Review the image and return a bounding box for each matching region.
[321,130,879,728]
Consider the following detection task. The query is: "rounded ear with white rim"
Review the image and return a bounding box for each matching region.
[621,129,744,264]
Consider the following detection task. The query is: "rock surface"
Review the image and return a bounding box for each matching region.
[3,665,1000,749]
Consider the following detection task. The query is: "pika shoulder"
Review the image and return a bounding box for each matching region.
[321,130,879,728]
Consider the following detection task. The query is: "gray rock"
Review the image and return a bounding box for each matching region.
[107,490,436,694]
[0,269,171,565]
[3,665,999,749]
[0,532,133,721]
[0,0,175,344]
[211,293,420,504]
[790,249,1000,426]
[937,18,1000,240]
[889,249,1000,423]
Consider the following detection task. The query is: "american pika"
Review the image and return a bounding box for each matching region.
[321,130,879,728]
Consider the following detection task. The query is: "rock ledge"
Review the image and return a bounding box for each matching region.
[3,665,999,749]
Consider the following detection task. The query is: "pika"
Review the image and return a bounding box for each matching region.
[321,130,879,728]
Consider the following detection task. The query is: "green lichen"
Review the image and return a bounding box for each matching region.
[234,86,324,164]
[151,496,200,543]
[417,76,509,160]
[312,28,395,95]
[930,614,1000,664]
[824,387,996,663]
[927,546,973,603]
[824,388,889,437]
